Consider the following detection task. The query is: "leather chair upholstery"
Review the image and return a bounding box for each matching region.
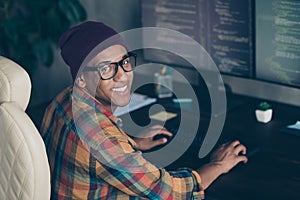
[0,56,51,200]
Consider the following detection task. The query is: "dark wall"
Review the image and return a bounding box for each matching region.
[80,0,141,31]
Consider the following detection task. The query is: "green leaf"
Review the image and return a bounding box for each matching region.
[3,19,20,43]
[19,0,53,13]
[72,0,87,21]
[33,40,53,67]
[9,39,38,75]
[258,102,271,111]
[58,0,87,23]
[44,7,69,43]
[0,0,86,75]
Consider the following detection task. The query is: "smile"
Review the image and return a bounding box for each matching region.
[112,85,128,92]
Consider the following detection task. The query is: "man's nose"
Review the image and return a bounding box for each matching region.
[113,65,128,81]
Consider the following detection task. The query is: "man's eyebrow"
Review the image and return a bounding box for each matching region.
[95,61,111,66]
[95,54,129,66]
[121,53,129,59]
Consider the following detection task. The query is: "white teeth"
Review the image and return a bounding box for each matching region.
[112,85,127,92]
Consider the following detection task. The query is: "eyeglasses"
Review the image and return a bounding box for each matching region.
[83,52,137,80]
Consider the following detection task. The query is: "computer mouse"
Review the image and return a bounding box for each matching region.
[245,147,260,158]
[153,134,172,141]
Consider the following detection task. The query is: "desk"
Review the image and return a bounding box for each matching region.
[121,85,300,200]
[205,98,300,200]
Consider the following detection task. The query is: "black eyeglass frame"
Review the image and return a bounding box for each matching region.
[83,52,137,80]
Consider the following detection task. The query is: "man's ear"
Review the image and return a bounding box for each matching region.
[76,74,86,88]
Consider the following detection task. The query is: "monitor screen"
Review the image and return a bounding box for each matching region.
[140,0,300,107]
[141,0,253,76]
[256,0,300,88]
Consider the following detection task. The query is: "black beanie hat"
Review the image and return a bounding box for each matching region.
[59,21,127,81]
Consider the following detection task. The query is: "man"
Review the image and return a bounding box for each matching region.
[41,21,247,199]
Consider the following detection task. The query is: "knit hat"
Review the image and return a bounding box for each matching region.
[59,21,127,81]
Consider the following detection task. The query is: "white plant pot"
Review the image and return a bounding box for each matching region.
[255,109,273,123]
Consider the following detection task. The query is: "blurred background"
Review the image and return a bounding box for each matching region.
[2,0,300,129]
[0,0,140,107]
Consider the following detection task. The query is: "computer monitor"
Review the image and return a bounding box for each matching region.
[140,0,300,108]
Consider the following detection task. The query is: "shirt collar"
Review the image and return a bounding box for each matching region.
[72,85,137,148]
[72,85,120,125]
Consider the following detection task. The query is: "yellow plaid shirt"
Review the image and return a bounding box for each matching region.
[41,86,204,199]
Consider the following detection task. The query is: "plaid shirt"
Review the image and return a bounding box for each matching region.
[41,86,204,199]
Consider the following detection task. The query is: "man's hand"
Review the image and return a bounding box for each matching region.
[197,140,248,190]
[133,125,173,151]
[210,140,248,174]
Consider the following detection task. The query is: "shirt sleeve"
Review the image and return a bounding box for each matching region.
[72,103,204,199]
[93,136,204,199]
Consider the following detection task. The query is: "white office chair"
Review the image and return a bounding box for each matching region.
[0,56,51,200]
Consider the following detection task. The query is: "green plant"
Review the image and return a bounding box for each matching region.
[258,102,271,111]
[0,0,86,75]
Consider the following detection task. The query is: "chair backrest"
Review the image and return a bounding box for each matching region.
[0,56,51,200]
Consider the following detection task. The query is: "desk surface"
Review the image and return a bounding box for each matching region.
[205,98,300,200]
[121,86,300,200]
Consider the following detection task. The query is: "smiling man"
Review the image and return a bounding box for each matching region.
[80,45,134,110]
[41,21,247,199]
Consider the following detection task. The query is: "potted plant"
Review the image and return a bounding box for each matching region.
[255,102,273,123]
[0,0,86,75]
